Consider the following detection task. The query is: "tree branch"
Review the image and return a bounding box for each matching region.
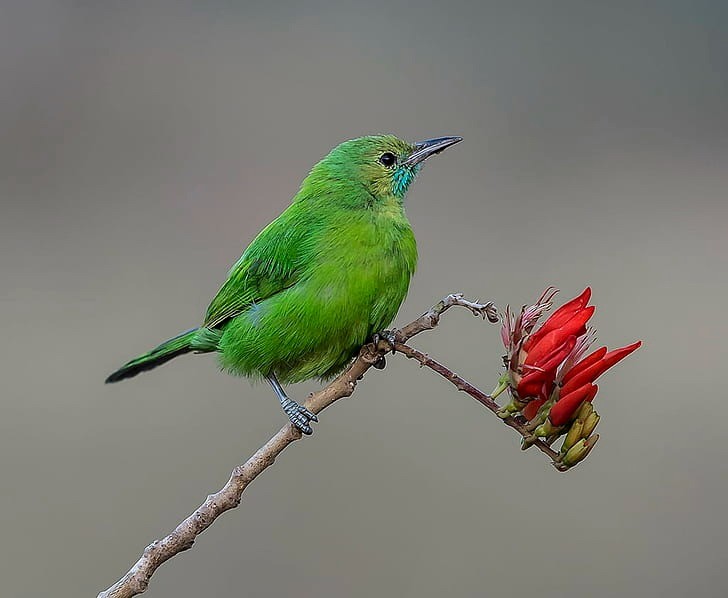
[97,295,518,598]
[391,342,567,470]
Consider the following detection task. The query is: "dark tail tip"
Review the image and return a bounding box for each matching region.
[105,328,200,385]
[105,347,191,384]
[105,362,154,384]
[105,369,133,384]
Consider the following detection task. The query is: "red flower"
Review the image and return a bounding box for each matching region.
[522,287,593,354]
[548,383,599,426]
[497,286,641,467]
[508,287,595,403]
[548,341,642,426]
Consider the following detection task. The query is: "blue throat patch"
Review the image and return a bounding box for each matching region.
[392,165,420,198]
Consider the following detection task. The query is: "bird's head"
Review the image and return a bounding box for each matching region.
[301,134,462,207]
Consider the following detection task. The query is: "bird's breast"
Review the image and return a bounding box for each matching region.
[305,212,417,324]
[322,211,417,278]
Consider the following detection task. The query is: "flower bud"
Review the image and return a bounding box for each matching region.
[580,411,600,438]
[574,400,594,421]
[561,419,585,454]
[562,434,599,467]
[534,418,564,438]
[497,397,527,418]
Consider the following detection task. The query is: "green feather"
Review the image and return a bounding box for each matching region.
[107,134,438,386]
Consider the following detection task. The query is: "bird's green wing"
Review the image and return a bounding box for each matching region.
[203,205,319,329]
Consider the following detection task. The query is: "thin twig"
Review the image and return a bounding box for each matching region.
[391,341,567,470]
[98,294,498,598]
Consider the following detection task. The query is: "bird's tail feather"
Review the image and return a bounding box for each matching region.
[105,327,218,383]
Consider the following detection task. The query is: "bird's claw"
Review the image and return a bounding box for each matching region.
[373,330,398,353]
[281,398,318,435]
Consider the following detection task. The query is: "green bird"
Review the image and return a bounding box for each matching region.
[106,134,462,433]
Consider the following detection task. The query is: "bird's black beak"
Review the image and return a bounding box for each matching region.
[402,136,463,167]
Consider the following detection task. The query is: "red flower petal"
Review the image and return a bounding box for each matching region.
[524,306,593,367]
[549,383,599,427]
[522,398,546,421]
[518,336,576,399]
[518,372,554,400]
[524,331,570,367]
[523,288,591,352]
[560,341,641,397]
[561,346,608,385]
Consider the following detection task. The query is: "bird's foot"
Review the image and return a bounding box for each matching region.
[372,329,398,353]
[281,397,318,435]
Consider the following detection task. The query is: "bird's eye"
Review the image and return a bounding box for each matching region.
[379,152,397,167]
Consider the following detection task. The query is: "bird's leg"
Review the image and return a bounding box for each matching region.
[370,330,399,369]
[266,373,318,435]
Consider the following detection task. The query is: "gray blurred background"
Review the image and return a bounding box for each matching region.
[1,2,727,597]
